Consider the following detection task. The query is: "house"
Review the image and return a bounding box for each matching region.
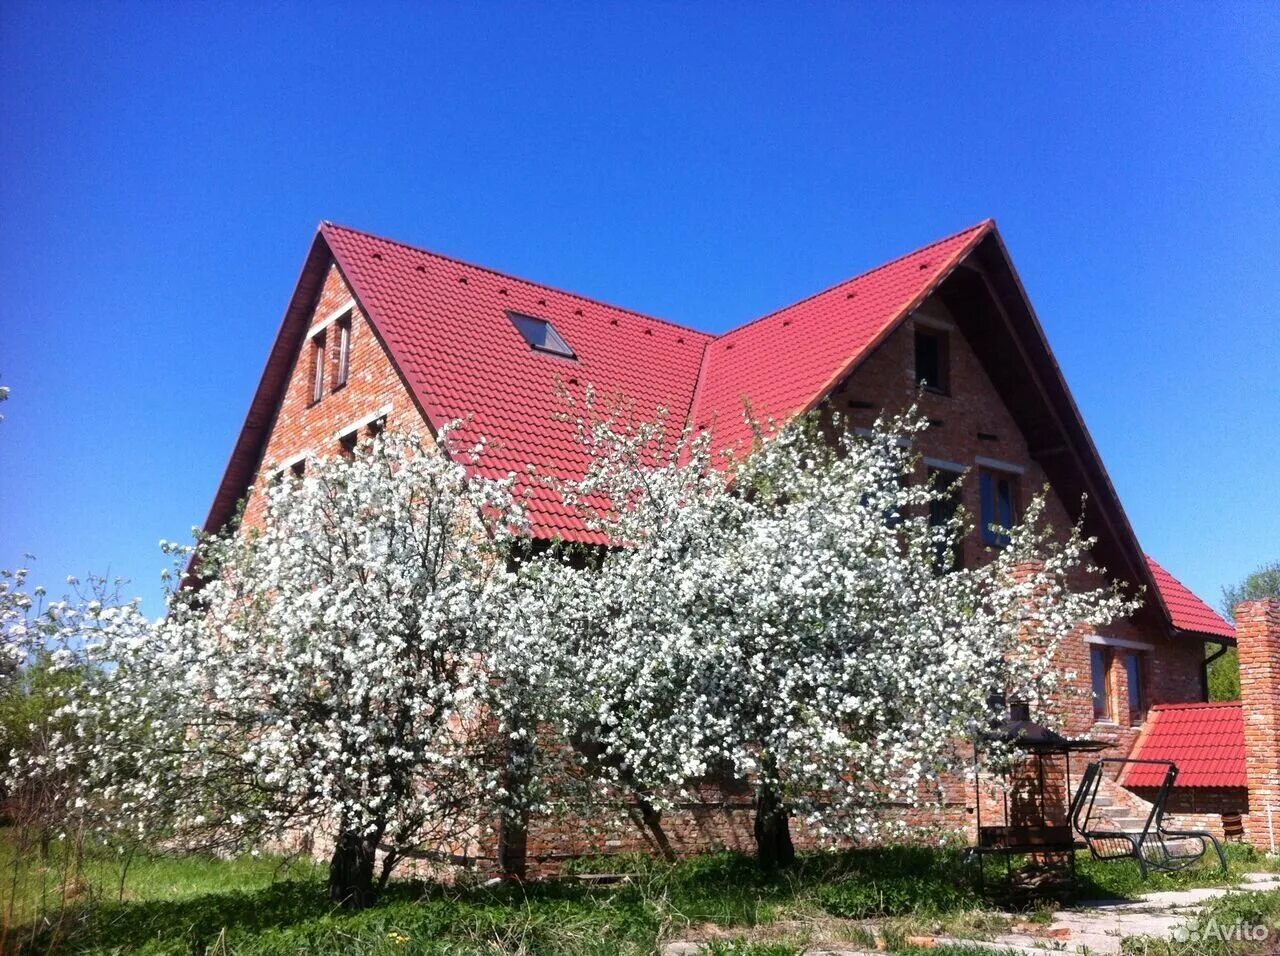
[204,219,1279,864]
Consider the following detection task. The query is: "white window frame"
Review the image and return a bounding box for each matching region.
[923,456,967,473]
[336,317,351,388]
[307,299,355,339]
[311,334,326,403]
[974,455,1026,475]
[271,449,313,481]
[1084,634,1155,653]
[333,405,393,444]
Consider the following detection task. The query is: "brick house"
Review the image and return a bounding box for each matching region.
[203,219,1278,866]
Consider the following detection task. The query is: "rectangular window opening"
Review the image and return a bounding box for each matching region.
[1124,653,1146,724]
[914,328,949,393]
[927,466,964,572]
[979,468,1018,547]
[1091,646,1112,720]
[335,315,352,389]
[290,459,306,479]
[508,312,576,359]
[339,431,358,457]
[311,332,327,404]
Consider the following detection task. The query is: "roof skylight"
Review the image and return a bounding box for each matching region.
[508,312,576,359]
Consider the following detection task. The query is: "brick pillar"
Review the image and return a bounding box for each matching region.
[1238,598,1280,852]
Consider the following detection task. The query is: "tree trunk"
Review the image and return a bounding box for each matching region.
[497,732,535,880]
[634,794,677,863]
[497,812,528,880]
[329,828,379,909]
[753,770,795,869]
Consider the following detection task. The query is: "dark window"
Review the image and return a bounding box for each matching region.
[927,467,964,571]
[335,316,352,389]
[290,459,306,479]
[339,431,358,457]
[367,416,385,438]
[979,469,1017,547]
[310,333,326,404]
[914,328,949,393]
[1124,653,1146,723]
[1091,646,1112,720]
[509,312,576,358]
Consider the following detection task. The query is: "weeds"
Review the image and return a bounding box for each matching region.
[1,830,1270,955]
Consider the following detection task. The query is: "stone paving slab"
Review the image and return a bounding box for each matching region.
[662,873,1280,956]
[948,873,1280,955]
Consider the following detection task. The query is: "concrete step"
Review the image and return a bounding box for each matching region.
[1241,871,1280,884]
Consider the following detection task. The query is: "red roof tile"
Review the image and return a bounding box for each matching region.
[693,222,990,457]
[204,219,1230,646]
[1124,702,1246,788]
[1145,555,1235,640]
[322,223,712,542]
[325,220,990,538]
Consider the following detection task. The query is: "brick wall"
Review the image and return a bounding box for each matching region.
[1127,787,1248,838]
[837,295,1207,739]
[243,272,1219,874]
[243,263,433,527]
[1238,598,1280,851]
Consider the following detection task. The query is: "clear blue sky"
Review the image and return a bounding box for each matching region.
[1,3,1277,616]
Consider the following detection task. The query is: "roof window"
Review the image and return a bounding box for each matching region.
[508,312,576,359]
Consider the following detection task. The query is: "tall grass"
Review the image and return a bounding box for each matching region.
[1,831,1270,956]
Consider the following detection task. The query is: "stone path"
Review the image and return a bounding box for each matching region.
[660,872,1280,955]
[957,872,1280,956]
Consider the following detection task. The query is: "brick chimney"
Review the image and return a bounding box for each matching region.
[1238,598,1280,852]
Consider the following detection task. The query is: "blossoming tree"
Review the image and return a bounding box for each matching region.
[4,391,1138,892]
[529,407,1135,866]
[7,430,534,907]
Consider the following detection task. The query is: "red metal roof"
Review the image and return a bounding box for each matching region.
[1124,703,1246,789]
[321,223,712,542]
[696,222,983,458]
[203,219,1231,643]
[1145,555,1235,640]
[322,222,991,540]
[692,223,990,457]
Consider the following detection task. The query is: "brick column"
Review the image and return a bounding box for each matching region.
[1238,598,1280,852]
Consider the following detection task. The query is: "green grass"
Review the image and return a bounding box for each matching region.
[0,828,320,927]
[2,830,1273,956]
[1073,842,1276,900]
[1120,888,1280,956]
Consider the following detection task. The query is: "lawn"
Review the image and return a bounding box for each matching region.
[2,830,1273,955]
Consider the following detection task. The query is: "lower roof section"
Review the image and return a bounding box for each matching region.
[1123,702,1246,789]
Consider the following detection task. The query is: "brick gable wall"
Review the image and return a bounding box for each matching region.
[243,263,432,527]
[836,294,1206,743]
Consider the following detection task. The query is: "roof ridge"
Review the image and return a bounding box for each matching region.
[716,219,993,340]
[320,221,714,340]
